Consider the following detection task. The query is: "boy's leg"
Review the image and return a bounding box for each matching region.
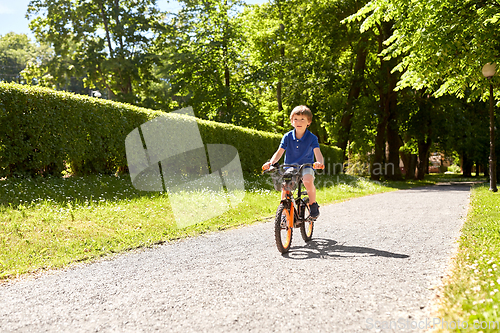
[302,172,320,218]
[302,174,316,203]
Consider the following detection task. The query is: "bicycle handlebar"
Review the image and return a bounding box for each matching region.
[262,162,324,174]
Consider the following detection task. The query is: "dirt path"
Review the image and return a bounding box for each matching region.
[0,184,471,332]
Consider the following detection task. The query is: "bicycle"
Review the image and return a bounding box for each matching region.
[263,163,323,253]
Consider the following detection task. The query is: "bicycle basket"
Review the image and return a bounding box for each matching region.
[268,170,283,191]
[269,168,299,192]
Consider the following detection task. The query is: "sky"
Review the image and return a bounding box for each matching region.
[0,0,267,41]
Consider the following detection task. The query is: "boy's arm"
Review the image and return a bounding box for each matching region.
[263,148,285,169]
[270,148,285,164]
[313,147,324,168]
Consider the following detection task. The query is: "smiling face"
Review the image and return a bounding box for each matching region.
[289,105,313,136]
[290,114,311,133]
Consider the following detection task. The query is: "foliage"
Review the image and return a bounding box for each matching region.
[0,171,399,280]
[0,82,343,176]
[279,0,373,144]
[0,82,154,176]
[447,164,461,174]
[240,0,376,143]
[340,0,500,178]
[26,0,165,105]
[237,2,284,131]
[440,98,493,173]
[348,0,500,100]
[154,0,380,145]
[436,184,500,332]
[0,32,52,84]
[156,0,262,126]
[12,0,498,181]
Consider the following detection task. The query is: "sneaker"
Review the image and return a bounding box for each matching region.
[309,202,320,219]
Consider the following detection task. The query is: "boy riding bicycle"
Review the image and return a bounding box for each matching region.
[262,105,324,219]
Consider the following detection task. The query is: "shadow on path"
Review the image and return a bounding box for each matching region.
[402,183,475,192]
[284,238,410,260]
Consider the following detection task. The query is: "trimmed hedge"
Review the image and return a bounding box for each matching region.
[0,83,342,177]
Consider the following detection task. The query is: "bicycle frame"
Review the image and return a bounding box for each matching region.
[264,163,319,253]
[279,163,311,226]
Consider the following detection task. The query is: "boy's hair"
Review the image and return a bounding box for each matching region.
[290,105,312,121]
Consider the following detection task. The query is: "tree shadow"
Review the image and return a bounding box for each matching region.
[395,183,476,192]
[0,172,283,209]
[283,238,410,260]
[0,174,161,209]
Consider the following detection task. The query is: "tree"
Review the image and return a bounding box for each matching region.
[372,21,403,180]
[345,0,500,180]
[439,98,492,178]
[157,0,261,125]
[238,2,287,131]
[350,0,500,99]
[0,32,52,84]
[27,0,164,104]
[268,0,374,144]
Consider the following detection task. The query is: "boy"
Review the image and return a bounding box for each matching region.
[262,105,324,219]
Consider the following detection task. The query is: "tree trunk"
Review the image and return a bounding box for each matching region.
[276,1,285,127]
[399,135,417,180]
[462,152,473,177]
[337,37,368,161]
[277,80,283,126]
[371,116,388,181]
[98,1,113,58]
[221,0,231,121]
[406,154,418,180]
[371,22,400,181]
[385,90,403,180]
[223,46,231,117]
[416,139,431,180]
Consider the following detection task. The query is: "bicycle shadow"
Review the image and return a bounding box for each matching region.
[283,238,410,260]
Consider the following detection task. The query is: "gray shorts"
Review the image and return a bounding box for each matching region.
[302,167,315,179]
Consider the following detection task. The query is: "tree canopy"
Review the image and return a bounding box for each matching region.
[348,0,500,99]
[0,32,52,84]
[26,0,165,103]
[4,0,498,179]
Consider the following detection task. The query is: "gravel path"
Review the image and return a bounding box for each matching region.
[0,184,471,332]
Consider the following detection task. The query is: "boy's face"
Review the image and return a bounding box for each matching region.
[290,114,311,131]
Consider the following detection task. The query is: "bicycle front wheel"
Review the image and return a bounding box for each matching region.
[275,203,293,253]
[300,198,314,242]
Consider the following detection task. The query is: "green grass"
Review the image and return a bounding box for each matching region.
[0,172,466,280]
[435,184,500,332]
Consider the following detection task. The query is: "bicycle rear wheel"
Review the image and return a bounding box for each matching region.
[275,203,292,253]
[300,197,314,242]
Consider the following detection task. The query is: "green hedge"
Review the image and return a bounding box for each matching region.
[0,83,342,177]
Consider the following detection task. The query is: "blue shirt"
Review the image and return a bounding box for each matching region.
[279,129,320,165]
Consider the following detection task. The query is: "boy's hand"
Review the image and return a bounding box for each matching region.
[262,161,271,171]
[313,162,324,170]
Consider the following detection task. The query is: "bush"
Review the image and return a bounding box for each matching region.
[447,164,462,174]
[0,83,156,176]
[0,83,342,177]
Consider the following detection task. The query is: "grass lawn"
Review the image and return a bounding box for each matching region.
[434,184,500,332]
[0,172,468,280]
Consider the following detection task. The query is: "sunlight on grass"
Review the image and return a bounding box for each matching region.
[0,172,439,279]
[434,184,500,332]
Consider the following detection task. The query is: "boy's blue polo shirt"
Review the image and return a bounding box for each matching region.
[279,129,319,165]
